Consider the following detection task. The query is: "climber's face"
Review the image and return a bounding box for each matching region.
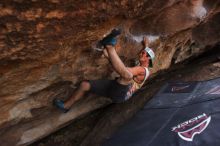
[139,50,150,65]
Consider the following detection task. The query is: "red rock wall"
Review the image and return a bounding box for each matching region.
[0,0,220,145]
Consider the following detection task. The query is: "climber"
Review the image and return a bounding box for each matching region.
[54,36,155,113]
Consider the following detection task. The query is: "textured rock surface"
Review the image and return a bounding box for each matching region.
[0,0,220,145]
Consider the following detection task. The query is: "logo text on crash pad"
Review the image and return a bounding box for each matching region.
[171,113,211,142]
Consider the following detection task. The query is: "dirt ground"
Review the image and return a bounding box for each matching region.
[31,47,220,146]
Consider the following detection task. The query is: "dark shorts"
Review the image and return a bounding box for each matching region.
[88,79,132,103]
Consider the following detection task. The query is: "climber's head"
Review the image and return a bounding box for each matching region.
[139,47,155,67]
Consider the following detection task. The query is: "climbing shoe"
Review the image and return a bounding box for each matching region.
[53,99,69,113]
[100,28,121,46]
[95,28,121,51]
[101,38,117,46]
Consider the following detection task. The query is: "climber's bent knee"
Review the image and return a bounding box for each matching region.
[79,81,91,91]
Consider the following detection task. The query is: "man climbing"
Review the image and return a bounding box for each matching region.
[54,35,155,113]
